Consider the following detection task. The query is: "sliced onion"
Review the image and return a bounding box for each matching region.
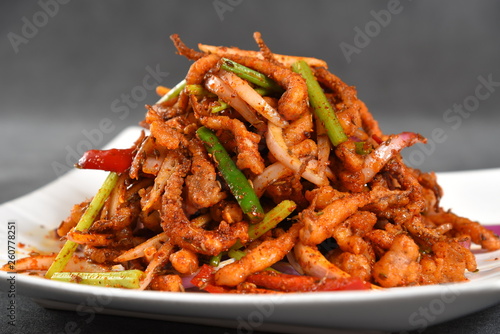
[285,252,304,275]
[219,70,288,128]
[142,151,179,212]
[458,238,472,250]
[271,261,300,275]
[114,232,170,262]
[266,123,328,186]
[293,242,350,279]
[142,155,164,175]
[251,162,293,197]
[361,132,426,182]
[487,225,500,236]
[205,75,263,130]
[181,272,197,289]
[139,242,174,290]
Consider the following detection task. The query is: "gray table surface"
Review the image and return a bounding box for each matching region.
[1,1,499,333]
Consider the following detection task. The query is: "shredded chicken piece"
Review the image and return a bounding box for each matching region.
[300,192,371,245]
[185,138,227,210]
[215,222,302,286]
[294,241,350,279]
[419,241,477,285]
[372,234,421,287]
[428,212,500,251]
[201,115,265,175]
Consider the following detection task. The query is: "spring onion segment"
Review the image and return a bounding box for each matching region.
[209,252,224,267]
[186,84,214,97]
[220,58,284,93]
[51,270,144,289]
[248,199,296,240]
[156,79,187,104]
[211,100,229,113]
[228,249,246,261]
[232,199,297,250]
[45,172,120,279]
[196,126,264,223]
[291,60,348,146]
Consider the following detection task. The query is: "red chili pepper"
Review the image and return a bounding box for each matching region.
[190,264,229,293]
[372,134,384,145]
[76,148,135,174]
[246,271,371,292]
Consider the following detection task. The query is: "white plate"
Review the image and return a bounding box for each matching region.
[1,126,500,333]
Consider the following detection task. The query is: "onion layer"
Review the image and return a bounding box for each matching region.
[205,75,264,131]
[266,123,328,186]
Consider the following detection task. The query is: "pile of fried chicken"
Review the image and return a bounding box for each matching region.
[10,33,500,293]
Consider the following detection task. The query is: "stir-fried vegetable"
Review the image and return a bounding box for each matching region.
[211,199,296,265]
[247,199,296,242]
[156,79,186,104]
[45,172,120,279]
[291,60,348,146]
[185,84,215,97]
[196,126,264,223]
[210,100,229,113]
[246,271,371,292]
[220,57,284,93]
[51,270,144,289]
[76,148,135,173]
[228,249,246,261]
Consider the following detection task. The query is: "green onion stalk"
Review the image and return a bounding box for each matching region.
[51,270,144,289]
[354,141,372,155]
[156,79,187,104]
[212,199,297,265]
[291,60,348,146]
[196,126,264,223]
[45,172,120,278]
[228,249,246,261]
[232,199,297,250]
[220,58,284,93]
[210,100,229,113]
[185,84,214,97]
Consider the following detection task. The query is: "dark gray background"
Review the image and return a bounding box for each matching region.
[1,1,500,334]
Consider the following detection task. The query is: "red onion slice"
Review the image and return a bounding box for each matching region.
[293,242,350,279]
[486,225,500,236]
[205,75,263,130]
[361,132,426,183]
[252,162,293,197]
[266,123,328,186]
[219,70,288,128]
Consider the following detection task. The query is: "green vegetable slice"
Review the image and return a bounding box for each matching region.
[51,270,144,289]
[220,58,283,93]
[231,199,297,250]
[196,126,264,223]
[156,79,186,104]
[291,60,348,146]
[45,172,120,278]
